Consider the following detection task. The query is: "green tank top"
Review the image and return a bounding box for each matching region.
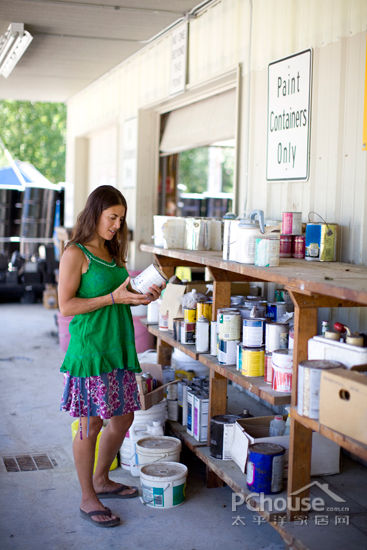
[60,243,141,377]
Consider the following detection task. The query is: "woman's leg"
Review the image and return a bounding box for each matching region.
[93,412,136,495]
[73,416,119,522]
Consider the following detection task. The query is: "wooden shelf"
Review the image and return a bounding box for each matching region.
[291,407,367,461]
[148,325,200,360]
[141,244,367,305]
[148,325,291,406]
[140,242,367,524]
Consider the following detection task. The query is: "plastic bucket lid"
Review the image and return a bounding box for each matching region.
[137,436,181,454]
[140,461,187,482]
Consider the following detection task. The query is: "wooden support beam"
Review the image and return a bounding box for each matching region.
[285,288,361,308]
[206,369,227,488]
[287,418,313,521]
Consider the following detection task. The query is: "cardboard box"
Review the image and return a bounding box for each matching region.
[231,416,340,477]
[319,366,367,444]
[160,281,251,330]
[137,362,177,410]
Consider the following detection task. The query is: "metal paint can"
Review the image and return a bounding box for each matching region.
[271,349,293,392]
[266,302,287,321]
[184,307,196,323]
[217,339,239,365]
[264,352,273,384]
[173,317,183,341]
[297,359,344,419]
[281,212,302,235]
[240,346,265,377]
[210,415,241,460]
[196,300,212,322]
[130,263,167,294]
[242,318,265,347]
[180,321,195,344]
[292,235,305,259]
[195,316,210,353]
[265,322,289,352]
[247,442,285,494]
[210,321,217,356]
[236,342,243,371]
[217,309,241,341]
[279,235,292,257]
[305,223,338,262]
[254,236,280,267]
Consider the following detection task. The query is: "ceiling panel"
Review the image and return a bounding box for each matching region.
[0,0,202,102]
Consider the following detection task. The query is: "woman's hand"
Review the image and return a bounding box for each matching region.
[146,281,166,302]
[113,277,152,305]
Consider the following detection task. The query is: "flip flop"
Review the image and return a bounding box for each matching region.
[80,507,120,528]
[96,483,139,499]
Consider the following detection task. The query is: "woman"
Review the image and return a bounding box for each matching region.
[58,185,163,528]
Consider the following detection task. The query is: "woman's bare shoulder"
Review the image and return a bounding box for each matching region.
[61,244,85,266]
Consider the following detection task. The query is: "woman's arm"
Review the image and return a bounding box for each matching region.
[58,246,151,316]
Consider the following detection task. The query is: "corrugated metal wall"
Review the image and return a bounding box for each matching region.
[66,0,367,328]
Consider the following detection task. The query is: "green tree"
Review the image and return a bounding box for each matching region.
[178,147,209,193]
[0,100,66,183]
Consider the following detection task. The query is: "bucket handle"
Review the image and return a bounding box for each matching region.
[138,452,172,465]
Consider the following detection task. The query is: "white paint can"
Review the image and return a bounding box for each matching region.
[271,349,293,392]
[265,322,289,352]
[218,339,239,365]
[136,436,181,468]
[297,359,344,419]
[217,308,241,340]
[254,236,280,267]
[130,264,167,294]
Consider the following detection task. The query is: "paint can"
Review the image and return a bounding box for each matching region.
[195,316,210,353]
[281,212,302,235]
[292,235,305,259]
[180,321,195,344]
[210,415,241,460]
[140,462,188,509]
[173,317,183,341]
[240,346,265,377]
[247,443,285,494]
[271,349,293,392]
[265,322,289,352]
[217,308,241,341]
[193,391,209,442]
[254,236,280,267]
[130,263,167,294]
[184,307,196,323]
[305,223,338,262]
[218,339,239,365]
[297,359,344,419]
[210,321,217,355]
[242,318,265,347]
[196,300,212,322]
[266,302,287,321]
[264,352,273,384]
[158,299,169,331]
[279,235,293,258]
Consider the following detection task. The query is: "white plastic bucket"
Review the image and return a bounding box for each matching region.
[140,462,187,508]
[136,436,181,468]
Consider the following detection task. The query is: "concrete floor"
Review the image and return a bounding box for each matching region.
[0,304,285,550]
[1,304,367,550]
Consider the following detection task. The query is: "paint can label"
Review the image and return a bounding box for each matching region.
[242,318,265,347]
[279,235,293,257]
[241,347,265,377]
[184,308,196,323]
[281,212,302,235]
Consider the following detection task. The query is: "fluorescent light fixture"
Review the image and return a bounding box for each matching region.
[0,22,33,78]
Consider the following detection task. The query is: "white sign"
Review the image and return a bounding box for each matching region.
[267,49,312,181]
[169,21,188,96]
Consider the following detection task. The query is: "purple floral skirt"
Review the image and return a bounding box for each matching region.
[60,368,141,420]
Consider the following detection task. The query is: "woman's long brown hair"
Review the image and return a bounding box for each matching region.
[67,185,128,265]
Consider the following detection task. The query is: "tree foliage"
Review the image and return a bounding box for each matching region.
[0,100,66,183]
